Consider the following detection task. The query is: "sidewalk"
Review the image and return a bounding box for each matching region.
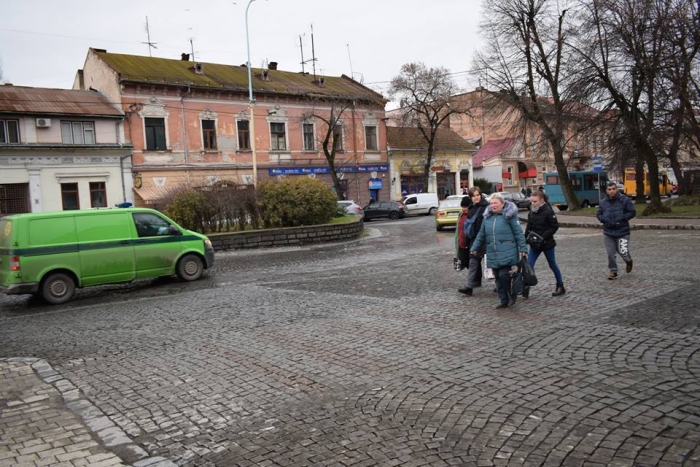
[518,210,700,230]
[0,358,174,467]
[555,213,700,230]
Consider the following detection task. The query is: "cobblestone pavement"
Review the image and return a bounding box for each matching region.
[1,216,700,466]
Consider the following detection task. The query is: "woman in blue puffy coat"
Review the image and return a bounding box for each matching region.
[470,193,528,309]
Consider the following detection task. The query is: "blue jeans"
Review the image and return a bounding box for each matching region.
[527,247,564,285]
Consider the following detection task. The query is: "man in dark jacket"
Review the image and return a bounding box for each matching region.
[596,180,636,280]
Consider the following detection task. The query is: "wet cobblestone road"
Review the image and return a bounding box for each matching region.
[1,216,699,466]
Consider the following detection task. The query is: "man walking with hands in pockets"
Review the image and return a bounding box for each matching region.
[597,180,636,280]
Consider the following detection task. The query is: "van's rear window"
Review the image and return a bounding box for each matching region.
[0,220,11,248]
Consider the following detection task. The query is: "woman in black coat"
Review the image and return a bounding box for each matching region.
[523,190,565,297]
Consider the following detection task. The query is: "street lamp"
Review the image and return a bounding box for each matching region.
[245,0,258,186]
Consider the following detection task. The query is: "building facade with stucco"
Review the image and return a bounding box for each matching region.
[74,49,389,207]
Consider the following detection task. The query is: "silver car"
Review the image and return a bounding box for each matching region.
[337,200,364,216]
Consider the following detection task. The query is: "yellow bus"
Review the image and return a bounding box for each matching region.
[623,168,672,197]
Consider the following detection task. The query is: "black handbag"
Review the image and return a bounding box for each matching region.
[519,257,538,286]
[526,231,544,249]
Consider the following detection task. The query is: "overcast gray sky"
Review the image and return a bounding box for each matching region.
[1,0,484,103]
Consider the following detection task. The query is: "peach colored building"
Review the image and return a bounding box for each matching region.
[74,49,389,206]
[449,89,609,192]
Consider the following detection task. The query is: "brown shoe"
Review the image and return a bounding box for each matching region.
[495,303,509,309]
[608,272,618,280]
[626,260,633,273]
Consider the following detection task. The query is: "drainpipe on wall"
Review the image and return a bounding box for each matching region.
[181,86,191,183]
[351,100,359,201]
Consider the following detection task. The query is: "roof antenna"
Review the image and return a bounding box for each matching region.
[310,24,318,80]
[142,16,158,57]
[346,43,354,79]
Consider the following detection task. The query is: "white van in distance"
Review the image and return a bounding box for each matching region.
[402,193,439,216]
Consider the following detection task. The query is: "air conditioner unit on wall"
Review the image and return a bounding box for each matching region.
[36,118,52,128]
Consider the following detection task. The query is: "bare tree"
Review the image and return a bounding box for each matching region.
[654,0,700,195]
[573,0,681,211]
[388,63,471,191]
[472,0,595,210]
[300,96,354,200]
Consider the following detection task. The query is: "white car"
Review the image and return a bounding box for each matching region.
[337,200,364,216]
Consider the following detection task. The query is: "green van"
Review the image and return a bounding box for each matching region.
[0,208,215,304]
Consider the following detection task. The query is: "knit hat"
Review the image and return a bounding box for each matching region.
[460,196,471,207]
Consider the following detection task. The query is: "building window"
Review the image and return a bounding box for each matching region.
[61,121,95,144]
[0,119,20,144]
[202,119,217,150]
[270,122,286,150]
[237,120,250,150]
[303,123,315,151]
[529,127,536,150]
[0,183,30,214]
[507,166,514,186]
[333,124,344,151]
[365,125,378,151]
[145,117,167,151]
[61,183,80,210]
[89,182,107,208]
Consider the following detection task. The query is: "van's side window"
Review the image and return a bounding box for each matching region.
[404,197,416,205]
[132,213,172,237]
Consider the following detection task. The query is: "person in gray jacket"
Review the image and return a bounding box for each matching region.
[470,193,528,309]
[596,180,636,280]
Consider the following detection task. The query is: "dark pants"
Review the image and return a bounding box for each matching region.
[494,266,514,305]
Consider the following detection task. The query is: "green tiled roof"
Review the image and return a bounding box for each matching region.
[93,49,386,105]
[387,126,476,152]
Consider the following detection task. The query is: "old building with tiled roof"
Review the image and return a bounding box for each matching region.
[386,127,477,198]
[0,84,132,214]
[74,48,390,205]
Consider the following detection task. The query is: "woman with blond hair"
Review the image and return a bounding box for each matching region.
[470,193,528,308]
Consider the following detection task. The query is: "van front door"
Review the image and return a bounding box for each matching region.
[131,212,182,278]
[403,195,418,215]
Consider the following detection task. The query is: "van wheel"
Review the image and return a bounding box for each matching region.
[581,200,590,208]
[389,211,399,220]
[177,254,203,281]
[428,207,437,215]
[41,273,76,305]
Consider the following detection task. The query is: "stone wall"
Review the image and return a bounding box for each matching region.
[208,217,364,251]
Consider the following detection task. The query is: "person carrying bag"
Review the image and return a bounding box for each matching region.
[523,190,565,298]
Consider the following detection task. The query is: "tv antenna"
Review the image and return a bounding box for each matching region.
[346,44,354,79]
[299,24,318,79]
[142,16,158,57]
[189,37,196,62]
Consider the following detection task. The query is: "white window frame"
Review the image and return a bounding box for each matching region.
[61,121,95,144]
[269,121,288,151]
[201,118,217,150]
[236,119,250,150]
[0,119,20,144]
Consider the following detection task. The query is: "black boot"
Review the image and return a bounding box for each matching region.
[458,287,473,296]
[522,286,530,299]
[552,284,566,296]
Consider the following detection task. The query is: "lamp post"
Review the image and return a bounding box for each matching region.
[245,0,258,186]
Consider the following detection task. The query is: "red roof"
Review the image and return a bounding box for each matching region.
[0,84,123,117]
[472,138,516,167]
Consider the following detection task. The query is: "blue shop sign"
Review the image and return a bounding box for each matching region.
[368,178,383,189]
[269,165,388,175]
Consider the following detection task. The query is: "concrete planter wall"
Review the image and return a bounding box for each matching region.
[208,217,364,251]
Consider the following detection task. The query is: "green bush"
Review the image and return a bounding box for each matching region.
[258,177,337,228]
[163,189,209,231]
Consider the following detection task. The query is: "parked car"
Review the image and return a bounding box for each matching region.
[402,193,439,216]
[337,200,364,216]
[363,200,406,221]
[435,198,464,231]
[500,192,531,210]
